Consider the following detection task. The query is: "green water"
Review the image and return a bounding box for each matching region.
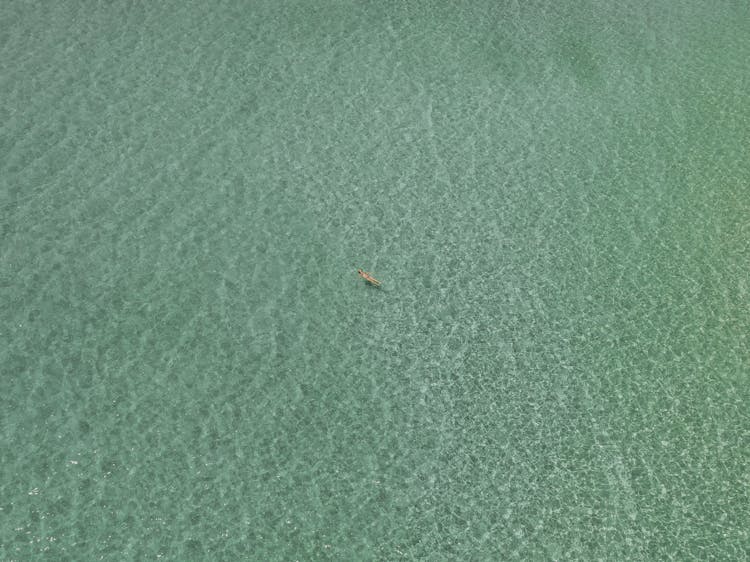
[2,1,749,559]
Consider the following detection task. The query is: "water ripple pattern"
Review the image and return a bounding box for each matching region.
[1,0,748,559]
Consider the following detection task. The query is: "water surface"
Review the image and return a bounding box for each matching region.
[1,1,748,559]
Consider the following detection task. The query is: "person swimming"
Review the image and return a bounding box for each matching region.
[357,268,381,287]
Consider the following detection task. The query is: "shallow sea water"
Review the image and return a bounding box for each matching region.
[1,1,749,559]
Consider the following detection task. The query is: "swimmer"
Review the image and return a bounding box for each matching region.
[357,269,381,287]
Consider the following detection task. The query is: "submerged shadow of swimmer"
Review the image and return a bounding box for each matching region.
[357,268,381,287]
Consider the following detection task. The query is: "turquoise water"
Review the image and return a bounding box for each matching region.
[2,1,749,559]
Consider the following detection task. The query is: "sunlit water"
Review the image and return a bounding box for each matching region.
[2,1,748,559]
